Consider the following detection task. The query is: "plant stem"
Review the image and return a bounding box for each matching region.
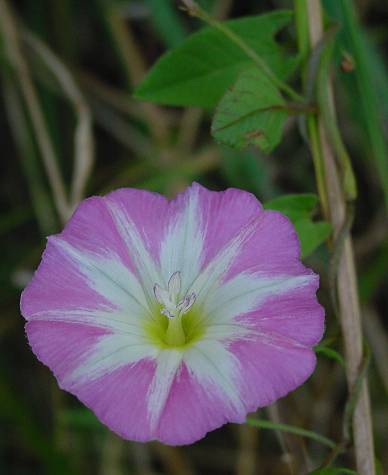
[246,418,336,449]
[294,0,329,218]
[294,1,375,473]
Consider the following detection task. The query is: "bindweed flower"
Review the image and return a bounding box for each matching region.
[21,183,324,445]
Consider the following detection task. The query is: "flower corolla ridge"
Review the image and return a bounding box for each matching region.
[20,183,324,445]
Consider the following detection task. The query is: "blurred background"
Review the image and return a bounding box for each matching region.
[1,0,387,474]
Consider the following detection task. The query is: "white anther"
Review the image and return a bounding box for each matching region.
[168,271,181,299]
[177,292,196,315]
[153,272,196,319]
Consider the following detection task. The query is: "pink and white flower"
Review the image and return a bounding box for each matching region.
[21,183,324,445]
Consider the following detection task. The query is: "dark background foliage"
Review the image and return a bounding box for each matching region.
[1,0,387,474]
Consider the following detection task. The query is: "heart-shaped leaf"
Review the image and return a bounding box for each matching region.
[211,68,287,152]
[134,10,297,108]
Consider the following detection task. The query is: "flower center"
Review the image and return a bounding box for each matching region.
[153,271,196,346]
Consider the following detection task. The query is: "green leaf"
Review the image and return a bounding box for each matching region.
[145,0,187,48]
[264,194,331,257]
[220,148,279,198]
[294,219,332,258]
[134,10,297,108]
[211,68,287,152]
[246,418,336,449]
[264,193,318,220]
[59,407,105,431]
[314,344,345,366]
[359,242,388,303]
[308,468,357,475]
[323,0,388,211]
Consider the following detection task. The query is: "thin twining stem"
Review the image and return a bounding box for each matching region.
[298,1,375,473]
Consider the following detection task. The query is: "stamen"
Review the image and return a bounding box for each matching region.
[153,272,196,319]
[168,271,181,298]
[177,292,196,314]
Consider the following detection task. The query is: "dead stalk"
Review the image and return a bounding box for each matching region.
[307,1,375,473]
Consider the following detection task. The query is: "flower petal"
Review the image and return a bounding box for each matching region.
[152,341,248,445]
[159,185,205,292]
[104,192,166,299]
[21,236,152,335]
[184,340,245,415]
[67,359,158,443]
[147,350,183,431]
[21,237,113,319]
[202,272,315,326]
[159,183,263,296]
[238,276,324,346]
[65,334,157,388]
[182,183,264,268]
[167,184,311,310]
[26,320,110,383]
[224,209,306,279]
[21,189,170,320]
[51,237,149,316]
[229,334,317,411]
[101,189,169,267]
[21,183,324,446]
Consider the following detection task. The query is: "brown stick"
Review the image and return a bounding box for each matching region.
[306,2,375,474]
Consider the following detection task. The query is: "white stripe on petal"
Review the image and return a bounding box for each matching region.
[189,216,260,306]
[184,341,245,415]
[204,273,314,325]
[159,188,204,293]
[203,323,252,342]
[147,350,183,431]
[51,237,150,318]
[65,334,157,386]
[29,309,146,336]
[104,199,162,302]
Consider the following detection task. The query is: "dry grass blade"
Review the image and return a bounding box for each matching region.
[2,76,57,234]
[236,423,258,475]
[99,434,125,475]
[0,0,70,222]
[22,30,94,210]
[106,6,169,144]
[78,71,149,121]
